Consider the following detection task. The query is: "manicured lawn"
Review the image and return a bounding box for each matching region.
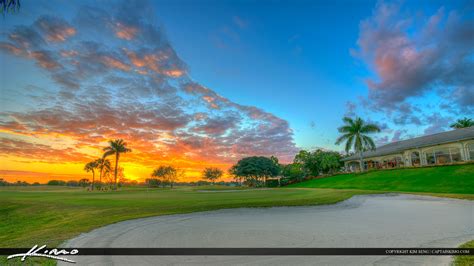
[288,164,474,194]
[190,185,250,191]
[454,240,474,266]
[2,165,473,265]
[0,186,375,249]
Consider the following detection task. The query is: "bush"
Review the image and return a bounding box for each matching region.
[47,180,66,186]
[281,163,305,182]
[266,179,280,187]
[145,178,162,187]
[67,180,79,187]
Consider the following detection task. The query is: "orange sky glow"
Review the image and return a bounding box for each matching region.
[0,2,300,184]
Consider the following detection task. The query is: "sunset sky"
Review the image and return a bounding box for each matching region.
[1,0,473,182]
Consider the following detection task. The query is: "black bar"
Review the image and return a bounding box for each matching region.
[1,248,472,256]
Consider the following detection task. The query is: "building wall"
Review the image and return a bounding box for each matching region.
[344,139,474,172]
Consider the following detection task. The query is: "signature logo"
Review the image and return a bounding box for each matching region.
[7,244,79,263]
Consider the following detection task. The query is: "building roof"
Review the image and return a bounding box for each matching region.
[342,127,474,161]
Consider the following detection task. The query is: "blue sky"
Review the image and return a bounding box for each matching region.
[0,0,473,181]
[147,0,473,149]
[154,0,376,149]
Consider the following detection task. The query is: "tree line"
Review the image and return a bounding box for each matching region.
[77,117,474,190]
[12,113,469,189]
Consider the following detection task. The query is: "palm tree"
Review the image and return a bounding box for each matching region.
[1,0,21,15]
[84,161,98,190]
[95,158,112,187]
[103,139,131,190]
[335,117,381,172]
[450,118,474,129]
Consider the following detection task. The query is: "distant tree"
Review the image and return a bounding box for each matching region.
[151,165,182,188]
[47,180,66,186]
[67,180,79,187]
[230,156,280,187]
[335,117,380,172]
[293,149,342,177]
[318,150,343,174]
[145,178,162,188]
[103,139,131,190]
[294,150,320,176]
[15,180,29,186]
[450,118,474,129]
[32,182,41,186]
[196,180,211,186]
[281,163,305,182]
[202,167,223,184]
[78,178,90,188]
[0,178,8,186]
[84,161,98,190]
[229,165,243,186]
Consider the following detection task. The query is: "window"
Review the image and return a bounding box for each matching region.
[450,147,462,162]
[468,143,474,161]
[425,150,435,165]
[411,152,420,166]
[435,148,451,164]
[382,156,403,168]
[425,147,463,165]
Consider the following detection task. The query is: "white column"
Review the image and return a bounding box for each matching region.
[420,149,425,166]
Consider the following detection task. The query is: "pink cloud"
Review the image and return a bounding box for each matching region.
[115,22,138,40]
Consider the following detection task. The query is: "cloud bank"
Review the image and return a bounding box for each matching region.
[0,1,297,180]
[352,1,473,138]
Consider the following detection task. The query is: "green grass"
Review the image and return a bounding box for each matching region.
[2,164,473,265]
[190,185,250,191]
[0,186,376,249]
[454,240,474,266]
[289,164,474,194]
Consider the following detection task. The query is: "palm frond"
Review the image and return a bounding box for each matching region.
[335,133,351,145]
[361,124,381,133]
[337,125,355,133]
[362,135,376,150]
[344,135,354,153]
[103,150,115,158]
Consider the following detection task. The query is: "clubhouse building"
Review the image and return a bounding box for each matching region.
[342,127,474,172]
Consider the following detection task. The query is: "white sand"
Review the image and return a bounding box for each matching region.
[60,194,473,265]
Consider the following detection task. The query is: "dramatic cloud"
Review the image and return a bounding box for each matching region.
[354,2,474,111]
[35,16,76,42]
[351,1,473,138]
[115,22,138,40]
[392,103,422,126]
[0,138,92,163]
[0,1,297,180]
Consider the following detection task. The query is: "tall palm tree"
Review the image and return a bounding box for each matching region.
[335,117,381,172]
[103,139,131,190]
[450,118,474,129]
[84,161,98,190]
[95,158,112,187]
[1,0,21,15]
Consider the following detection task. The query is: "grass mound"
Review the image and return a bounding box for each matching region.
[288,164,474,194]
